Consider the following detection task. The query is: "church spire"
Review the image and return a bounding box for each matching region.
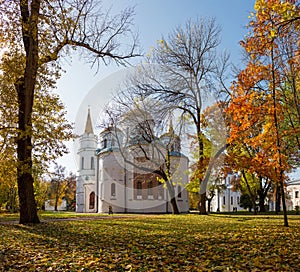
[84,108,94,134]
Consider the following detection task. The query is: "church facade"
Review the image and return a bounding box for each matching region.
[76,109,189,214]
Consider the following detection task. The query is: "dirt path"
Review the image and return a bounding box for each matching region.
[0,214,138,225]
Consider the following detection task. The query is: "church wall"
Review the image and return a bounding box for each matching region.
[170,156,189,213]
[76,176,85,213]
[83,182,96,213]
[98,152,126,213]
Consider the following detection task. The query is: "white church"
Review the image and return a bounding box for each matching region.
[76,109,189,214]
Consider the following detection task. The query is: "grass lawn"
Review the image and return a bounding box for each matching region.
[0,213,299,271]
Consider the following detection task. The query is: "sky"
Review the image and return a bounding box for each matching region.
[55,0,258,174]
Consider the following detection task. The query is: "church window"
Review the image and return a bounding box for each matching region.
[100,183,104,199]
[137,181,142,199]
[89,192,95,209]
[223,196,226,205]
[148,181,153,199]
[81,157,84,169]
[295,191,299,198]
[177,185,182,198]
[103,138,107,148]
[231,196,233,205]
[158,184,164,200]
[111,183,116,197]
[91,157,94,169]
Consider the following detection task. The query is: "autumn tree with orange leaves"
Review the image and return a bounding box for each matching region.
[227,0,300,227]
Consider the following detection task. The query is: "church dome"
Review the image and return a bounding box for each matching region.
[121,106,155,145]
[121,107,154,126]
[99,125,124,151]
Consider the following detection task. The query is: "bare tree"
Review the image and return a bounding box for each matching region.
[124,18,229,214]
[0,0,139,223]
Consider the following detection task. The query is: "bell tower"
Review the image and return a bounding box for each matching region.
[76,108,97,213]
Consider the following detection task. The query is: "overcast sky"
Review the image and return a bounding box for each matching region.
[55,0,256,173]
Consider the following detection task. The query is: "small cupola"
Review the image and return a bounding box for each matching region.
[99,126,124,151]
[160,117,181,153]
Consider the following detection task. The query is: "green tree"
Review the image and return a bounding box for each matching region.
[0,53,73,214]
[0,0,139,223]
[33,177,50,211]
[239,194,253,212]
[48,165,75,211]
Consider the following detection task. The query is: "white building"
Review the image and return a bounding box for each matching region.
[209,173,243,212]
[210,174,300,213]
[76,109,189,214]
[286,178,300,211]
[44,199,67,211]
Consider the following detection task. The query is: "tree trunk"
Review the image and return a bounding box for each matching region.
[198,192,207,214]
[252,203,257,215]
[165,180,180,214]
[280,181,289,227]
[16,0,41,224]
[54,190,60,212]
[170,196,180,214]
[258,191,266,212]
[275,184,281,214]
[17,82,40,224]
[207,198,212,213]
[18,170,40,224]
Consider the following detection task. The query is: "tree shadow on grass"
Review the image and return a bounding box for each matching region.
[1,216,300,271]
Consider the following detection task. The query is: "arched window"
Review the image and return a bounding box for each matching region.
[103,138,107,148]
[89,192,95,209]
[111,183,116,197]
[137,181,142,199]
[148,181,153,199]
[81,157,84,170]
[177,185,182,198]
[158,184,164,200]
[91,157,94,169]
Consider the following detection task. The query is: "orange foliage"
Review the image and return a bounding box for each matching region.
[226,0,299,184]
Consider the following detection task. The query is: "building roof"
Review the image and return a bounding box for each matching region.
[100,126,123,135]
[84,108,94,134]
[287,179,300,186]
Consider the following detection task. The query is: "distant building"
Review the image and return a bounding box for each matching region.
[209,173,243,212]
[286,179,300,211]
[210,174,300,213]
[44,199,67,211]
[76,109,189,213]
